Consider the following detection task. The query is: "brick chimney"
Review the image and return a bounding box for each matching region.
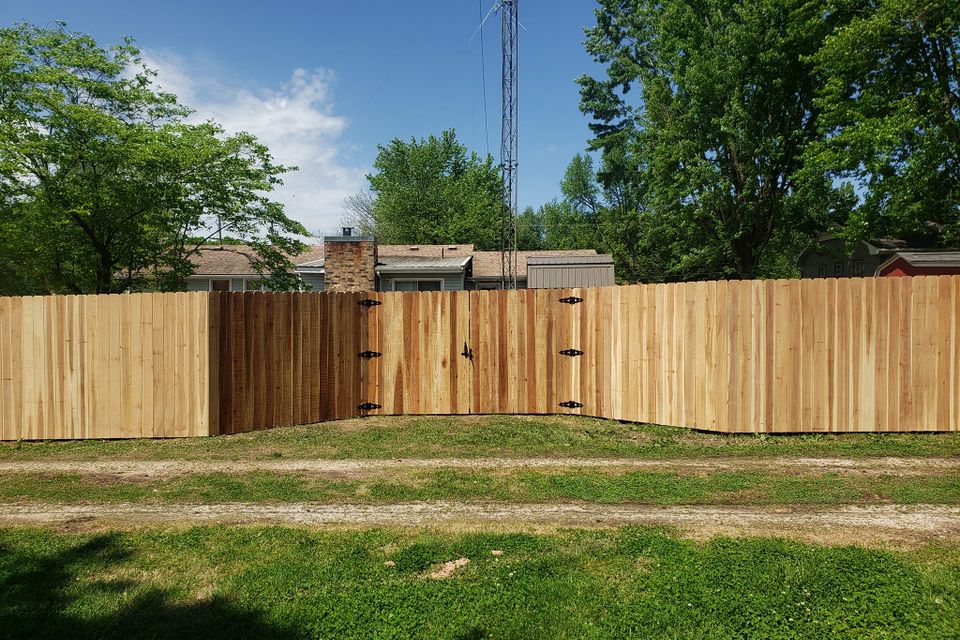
[323,228,377,292]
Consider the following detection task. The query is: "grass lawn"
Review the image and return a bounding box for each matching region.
[2,415,959,462]
[2,468,959,506]
[2,415,957,638]
[1,526,957,640]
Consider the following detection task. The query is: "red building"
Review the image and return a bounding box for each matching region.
[876,251,960,277]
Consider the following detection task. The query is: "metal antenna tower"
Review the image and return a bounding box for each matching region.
[499,0,519,289]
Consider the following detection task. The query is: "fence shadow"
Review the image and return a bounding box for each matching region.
[0,533,296,640]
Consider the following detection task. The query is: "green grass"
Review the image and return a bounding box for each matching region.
[3,469,958,506]
[0,526,956,639]
[2,415,959,462]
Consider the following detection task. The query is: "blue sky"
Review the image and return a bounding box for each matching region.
[1,1,605,235]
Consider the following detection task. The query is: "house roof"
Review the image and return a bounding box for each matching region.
[188,244,602,279]
[191,245,260,276]
[470,249,599,279]
[377,255,472,273]
[864,238,914,253]
[881,251,960,270]
[190,245,327,276]
[281,244,477,269]
[379,244,474,258]
[295,246,325,267]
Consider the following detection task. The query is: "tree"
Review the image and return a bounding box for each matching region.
[808,0,960,246]
[544,153,694,283]
[515,206,545,250]
[0,23,307,294]
[578,0,854,279]
[363,129,503,249]
[340,190,377,237]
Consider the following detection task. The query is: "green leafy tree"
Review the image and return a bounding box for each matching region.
[515,206,545,250]
[578,0,854,279]
[361,129,503,249]
[0,23,307,294]
[808,0,960,246]
[545,153,696,283]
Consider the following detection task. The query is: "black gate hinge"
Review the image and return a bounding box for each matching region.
[559,348,583,357]
[358,351,382,358]
[559,400,583,409]
[358,298,382,307]
[559,296,583,305]
[358,402,382,411]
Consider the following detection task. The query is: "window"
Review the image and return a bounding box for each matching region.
[244,279,265,292]
[833,261,844,277]
[817,264,827,278]
[210,279,231,292]
[393,279,443,292]
[852,259,864,277]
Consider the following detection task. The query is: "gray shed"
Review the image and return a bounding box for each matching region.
[526,255,615,289]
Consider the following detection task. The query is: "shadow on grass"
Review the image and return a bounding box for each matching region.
[0,534,296,640]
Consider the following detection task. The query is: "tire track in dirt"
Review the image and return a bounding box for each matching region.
[1,502,957,548]
[0,456,956,478]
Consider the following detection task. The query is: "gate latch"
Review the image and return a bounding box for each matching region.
[358,351,382,359]
[559,296,583,304]
[358,298,382,307]
[559,348,583,357]
[461,342,474,361]
[559,400,583,409]
[358,402,382,411]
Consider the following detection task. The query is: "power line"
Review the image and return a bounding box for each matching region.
[478,0,490,157]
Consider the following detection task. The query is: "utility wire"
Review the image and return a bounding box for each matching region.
[479,0,491,157]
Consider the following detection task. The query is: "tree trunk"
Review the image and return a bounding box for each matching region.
[95,249,113,294]
[731,240,760,280]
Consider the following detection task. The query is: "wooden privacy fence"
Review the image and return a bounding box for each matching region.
[1,276,958,440]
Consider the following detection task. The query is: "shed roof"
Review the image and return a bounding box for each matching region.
[527,255,614,266]
[885,251,960,268]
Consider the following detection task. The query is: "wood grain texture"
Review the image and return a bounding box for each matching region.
[2,276,959,440]
[0,293,209,440]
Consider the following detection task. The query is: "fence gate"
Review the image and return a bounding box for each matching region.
[362,291,472,415]
[361,288,597,419]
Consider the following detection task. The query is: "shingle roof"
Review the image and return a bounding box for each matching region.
[865,238,914,252]
[378,244,474,258]
[191,246,260,275]
[889,251,960,268]
[190,244,602,278]
[470,249,599,278]
[191,245,326,275]
[295,246,325,267]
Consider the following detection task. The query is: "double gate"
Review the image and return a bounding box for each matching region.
[356,289,592,418]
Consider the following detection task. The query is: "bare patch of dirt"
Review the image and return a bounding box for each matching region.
[83,472,158,486]
[1,502,957,550]
[54,515,97,534]
[427,557,470,579]
[0,456,956,479]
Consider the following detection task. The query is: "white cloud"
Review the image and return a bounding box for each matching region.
[140,50,365,236]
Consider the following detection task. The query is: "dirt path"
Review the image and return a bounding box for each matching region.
[1,502,956,548]
[0,456,956,478]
